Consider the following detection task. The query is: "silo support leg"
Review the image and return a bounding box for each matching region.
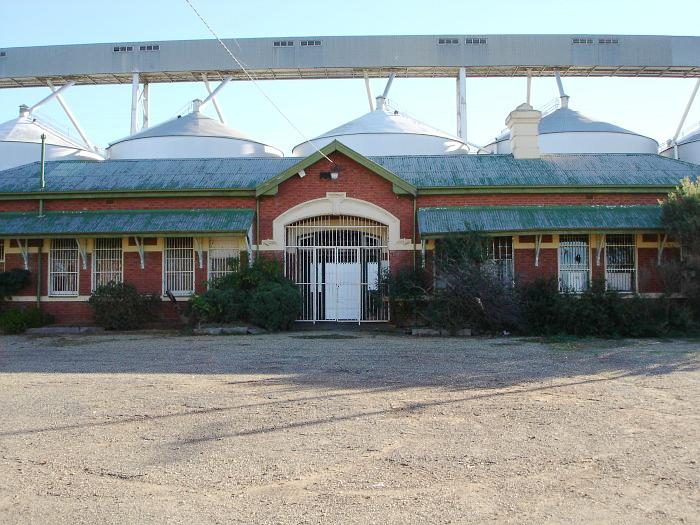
[456,67,467,142]
[130,72,139,135]
[142,83,149,129]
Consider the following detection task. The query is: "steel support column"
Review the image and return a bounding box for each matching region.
[142,82,149,129]
[456,67,467,142]
[130,72,139,135]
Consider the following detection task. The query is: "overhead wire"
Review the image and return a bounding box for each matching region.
[183,0,332,162]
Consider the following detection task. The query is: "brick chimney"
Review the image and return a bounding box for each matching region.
[505,103,541,159]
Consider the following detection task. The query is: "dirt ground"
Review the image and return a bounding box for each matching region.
[0,331,698,524]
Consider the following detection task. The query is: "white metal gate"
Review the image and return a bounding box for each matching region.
[285,216,389,322]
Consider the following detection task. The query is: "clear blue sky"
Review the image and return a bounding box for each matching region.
[1,0,700,154]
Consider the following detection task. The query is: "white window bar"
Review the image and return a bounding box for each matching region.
[208,239,240,282]
[92,238,123,291]
[485,236,514,287]
[49,238,79,296]
[285,216,389,323]
[559,234,590,292]
[163,237,195,296]
[605,234,636,292]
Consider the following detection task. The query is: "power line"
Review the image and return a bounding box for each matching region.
[183,0,332,162]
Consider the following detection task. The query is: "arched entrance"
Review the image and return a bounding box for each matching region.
[285,215,389,322]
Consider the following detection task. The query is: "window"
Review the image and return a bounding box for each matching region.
[0,51,6,58]
[572,38,594,45]
[465,37,487,45]
[208,239,240,282]
[598,38,619,44]
[139,44,160,51]
[273,41,294,47]
[113,45,134,53]
[485,236,513,287]
[559,235,590,292]
[49,239,79,296]
[300,40,321,46]
[164,237,194,296]
[438,38,460,45]
[605,234,636,292]
[92,238,123,291]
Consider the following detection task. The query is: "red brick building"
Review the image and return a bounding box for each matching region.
[0,135,697,325]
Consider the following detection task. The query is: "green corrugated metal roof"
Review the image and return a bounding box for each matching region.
[0,158,297,194]
[0,152,697,196]
[0,208,253,236]
[418,205,663,236]
[371,153,700,188]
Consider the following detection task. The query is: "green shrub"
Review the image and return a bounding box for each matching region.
[382,265,430,327]
[0,268,31,302]
[0,307,54,334]
[661,177,700,316]
[248,281,301,331]
[517,277,563,335]
[190,257,301,331]
[515,277,692,337]
[88,282,160,330]
[190,287,248,324]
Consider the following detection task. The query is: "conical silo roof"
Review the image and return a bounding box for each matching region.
[292,98,469,157]
[108,101,283,159]
[0,106,93,150]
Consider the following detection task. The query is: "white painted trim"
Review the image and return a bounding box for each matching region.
[269,192,408,250]
[11,295,90,302]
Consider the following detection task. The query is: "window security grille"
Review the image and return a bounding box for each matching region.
[49,239,79,296]
[273,41,294,47]
[559,235,590,292]
[300,40,322,46]
[605,234,636,292]
[113,45,134,53]
[598,38,619,44]
[572,38,594,45]
[164,238,195,296]
[208,240,240,282]
[438,38,460,45]
[485,236,514,287]
[465,38,487,45]
[92,238,123,291]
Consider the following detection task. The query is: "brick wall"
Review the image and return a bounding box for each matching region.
[259,152,416,240]
[514,248,558,283]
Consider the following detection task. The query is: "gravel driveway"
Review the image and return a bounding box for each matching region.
[0,331,698,524]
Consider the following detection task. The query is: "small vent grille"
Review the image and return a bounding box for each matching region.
[465,37,487,45]
[572,38,594,45]
[139,44,160,51]
[273,41,294,47]
[300,40,322,46]
[113,45,134,53]
[437,38,460,45]
[598,38,619,44]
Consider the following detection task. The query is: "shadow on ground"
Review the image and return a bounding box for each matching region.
[1,330,697,390]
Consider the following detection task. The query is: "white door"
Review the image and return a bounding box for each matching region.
[325,249,361,320]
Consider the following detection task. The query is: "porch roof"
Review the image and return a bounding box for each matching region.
[417,205,663,237]
[0,208,254,237]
